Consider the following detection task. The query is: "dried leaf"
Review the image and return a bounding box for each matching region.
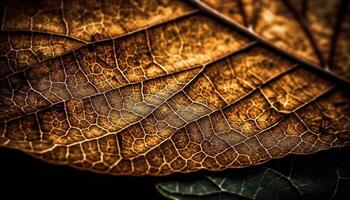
[0,0,349,175]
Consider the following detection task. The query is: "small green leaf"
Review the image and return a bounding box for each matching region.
[156,148,350,200]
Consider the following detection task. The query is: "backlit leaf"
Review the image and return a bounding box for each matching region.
[0,0,349,176]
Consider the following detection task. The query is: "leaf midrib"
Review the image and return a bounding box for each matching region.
[189,0,350,87]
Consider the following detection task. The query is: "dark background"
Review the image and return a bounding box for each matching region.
[0,148,166,199]
[1,147,349,199]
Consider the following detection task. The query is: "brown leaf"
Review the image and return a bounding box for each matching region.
[0,0,349,176]
[198,0,350,80]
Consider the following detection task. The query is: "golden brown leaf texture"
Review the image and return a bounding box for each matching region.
[0,0,349,176]
[200,0,350,80]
